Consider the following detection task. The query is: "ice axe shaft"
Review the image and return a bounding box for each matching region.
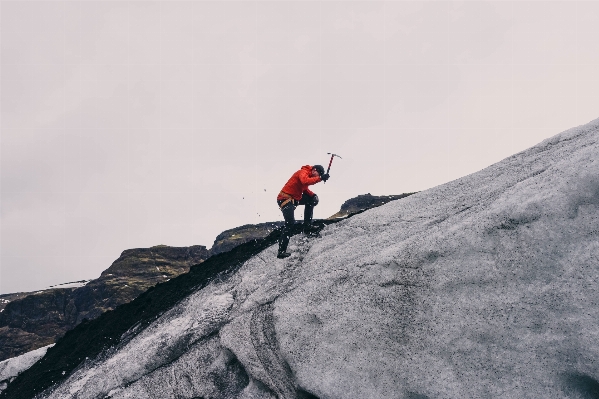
[325,153,342,183]
[326,153,342,174]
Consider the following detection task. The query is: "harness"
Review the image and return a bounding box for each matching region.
[278,191,296,210]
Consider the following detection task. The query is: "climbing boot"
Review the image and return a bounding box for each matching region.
[277,250,291,259]
[303,223,321,237]
[277,230,291,258]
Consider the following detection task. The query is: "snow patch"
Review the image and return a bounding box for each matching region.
[0,344,54,393]
[44,290,235,398]
[46,280,90,290]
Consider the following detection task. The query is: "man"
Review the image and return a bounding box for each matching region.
[276,164,330,259]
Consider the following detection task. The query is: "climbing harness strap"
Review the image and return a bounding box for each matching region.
[278,191,295,210]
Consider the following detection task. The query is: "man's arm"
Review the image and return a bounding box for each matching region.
[298,169,321,186]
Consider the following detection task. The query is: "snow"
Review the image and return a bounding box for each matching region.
[40,119,599,398]
[46,280,90,289]
[0,344,54,392]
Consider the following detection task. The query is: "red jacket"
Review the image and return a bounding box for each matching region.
[278,165,322,201]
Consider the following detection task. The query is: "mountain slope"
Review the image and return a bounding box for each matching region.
[0,193,400,365]
[0,194,402,365]
[6,119,599,399]
[1,220,343,399]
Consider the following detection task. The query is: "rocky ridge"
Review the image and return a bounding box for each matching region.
[0,245,208,362]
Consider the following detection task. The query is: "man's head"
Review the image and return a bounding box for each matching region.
[312,165,325,177]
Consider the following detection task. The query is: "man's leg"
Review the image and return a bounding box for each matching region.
[298,193,318,235]
[277,200,295,258]
[303,202,314,227]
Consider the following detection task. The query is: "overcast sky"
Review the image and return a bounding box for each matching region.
[1,1,598,294]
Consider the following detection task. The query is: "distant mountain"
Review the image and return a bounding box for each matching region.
[0,245,208,362]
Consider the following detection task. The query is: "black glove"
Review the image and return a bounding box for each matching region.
[320,173,330,182]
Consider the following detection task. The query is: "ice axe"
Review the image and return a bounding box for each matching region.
[324,153,342,183]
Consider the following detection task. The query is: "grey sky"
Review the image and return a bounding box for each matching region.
[1,1,598,294]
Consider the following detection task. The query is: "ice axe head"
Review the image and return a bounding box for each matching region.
[326,153,342,174]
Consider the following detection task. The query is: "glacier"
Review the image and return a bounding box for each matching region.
[27,120,599,398]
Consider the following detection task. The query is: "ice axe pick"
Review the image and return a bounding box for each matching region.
[325,153,342,183]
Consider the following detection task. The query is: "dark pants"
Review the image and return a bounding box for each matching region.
[277,193,317,253]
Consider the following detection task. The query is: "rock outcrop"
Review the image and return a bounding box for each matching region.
[327,193,416,219]
[0,245,208,362]
[209,194,416,256]
[0,294,27,314]
[209,222,284,256]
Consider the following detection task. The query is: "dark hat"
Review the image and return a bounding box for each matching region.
[313,165,325,176]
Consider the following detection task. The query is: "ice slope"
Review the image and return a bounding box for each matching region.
[0,345,54,392]
[40,120,599,399]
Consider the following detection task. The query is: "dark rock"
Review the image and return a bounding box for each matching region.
[328,193,416,219]
[0,245,209,362]
[0,293,27,313]
[209,223,284,257]
[208,194,417,257]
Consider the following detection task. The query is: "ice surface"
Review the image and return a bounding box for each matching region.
[0,344,54,392]
[40,119,599,398]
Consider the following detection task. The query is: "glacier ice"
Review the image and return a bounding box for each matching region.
[0,345,54,393]
[38,119,599,398]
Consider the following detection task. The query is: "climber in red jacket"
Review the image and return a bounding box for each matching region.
[276,165,330,259]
